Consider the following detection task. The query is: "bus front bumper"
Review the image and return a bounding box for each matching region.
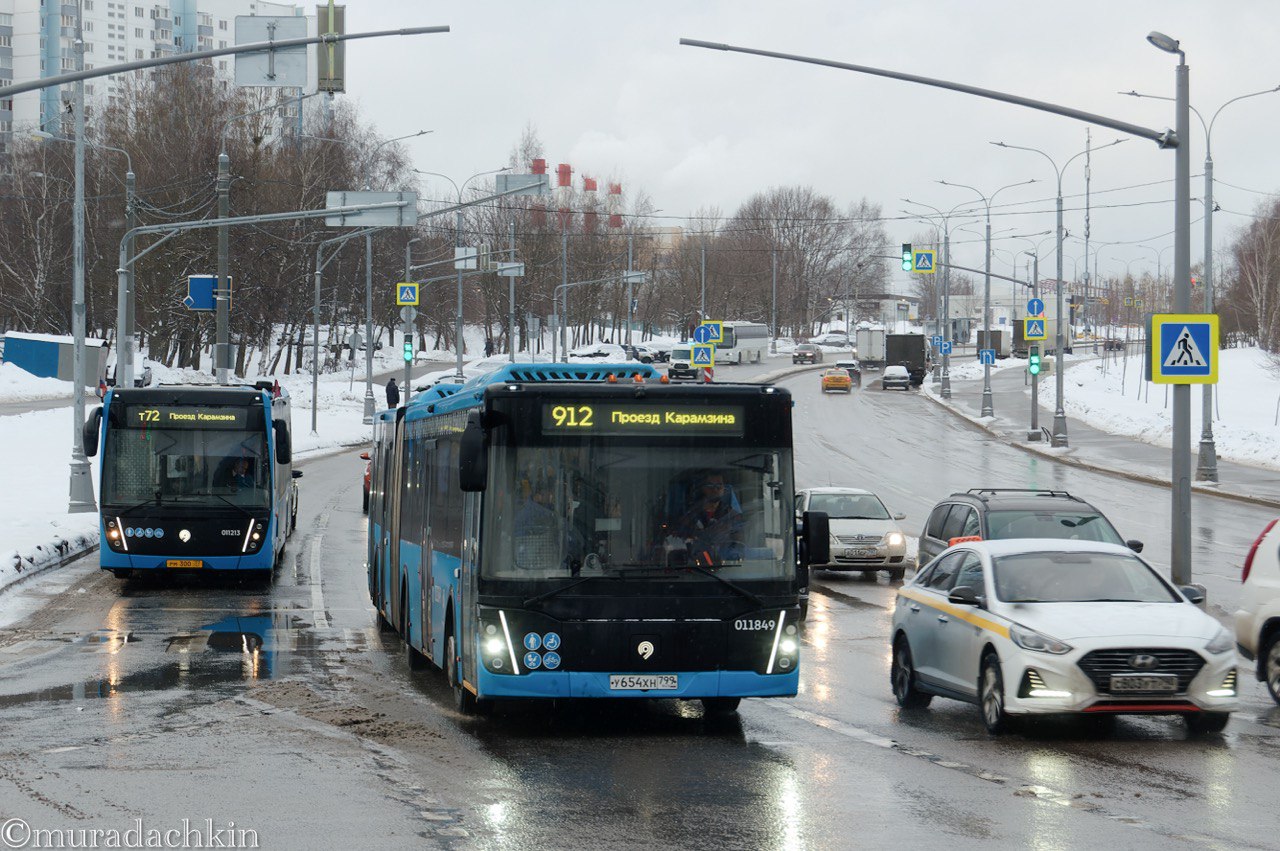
[475,666,798,700]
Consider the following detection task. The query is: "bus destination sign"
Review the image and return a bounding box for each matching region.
[125,405,250,429]
[542,403,744,436]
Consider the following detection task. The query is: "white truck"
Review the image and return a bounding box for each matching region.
[855,328,886,371]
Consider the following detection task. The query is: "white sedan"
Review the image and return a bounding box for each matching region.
[890,540,1237,735]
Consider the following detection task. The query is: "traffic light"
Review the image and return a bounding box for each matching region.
[1028,351,1041,376]
[901,243,913,272]
[403,340,413,362]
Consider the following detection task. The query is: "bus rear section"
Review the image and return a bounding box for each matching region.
[86,384,297,578]
[367,364,824,714]
[718,321,769,364]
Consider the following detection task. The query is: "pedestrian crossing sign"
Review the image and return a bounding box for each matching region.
[396,282,419,306]
[691,344,715,367]
[1023,318,1047,341]
[912,250,936,274]
[1150,313,1218,384]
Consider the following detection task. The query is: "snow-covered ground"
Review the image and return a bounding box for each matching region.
[1053,347,1280,470]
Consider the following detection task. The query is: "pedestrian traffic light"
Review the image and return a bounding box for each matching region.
[901,243,913,272]
[403,340,413,362]
[1028,352,1041,376]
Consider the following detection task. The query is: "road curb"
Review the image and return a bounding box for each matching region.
[750,362,829,385]
[918,383,1280,510]
[2,537,99,598]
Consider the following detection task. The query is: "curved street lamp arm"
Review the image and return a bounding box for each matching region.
[1207,85,1280,150]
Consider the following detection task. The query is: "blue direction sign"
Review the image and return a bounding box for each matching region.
[978,348,997,365]
[184,274,217,311]
[912,250,936,273]
[940,341,953,356]
[1023,318,1047,341]
[396,282,419,307]
[1151,313,1218,384]
[1027,298,1045,316]
[930,334,943,348]
[691,344,716,367]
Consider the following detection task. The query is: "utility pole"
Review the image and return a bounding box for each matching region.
[216,151,230,383]
[560,231,569,359]
[700,245,706,321]
[941,229,952,399]
[68,0,94,513]
[509,220,517,362]
[626,233,635,348]
[1083,128,1092,349]
[771,248,778,354]
[1027,252,1041,441]
[454,209,465,381]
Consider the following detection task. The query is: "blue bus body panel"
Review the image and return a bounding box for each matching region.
[98,516,278,571]
[475,665,798,700]
[428,549,461,662]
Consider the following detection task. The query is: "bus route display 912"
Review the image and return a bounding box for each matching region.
[124,405,249,429]
[541,403,744,436]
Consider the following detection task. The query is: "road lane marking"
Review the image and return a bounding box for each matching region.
[311,527,330,629]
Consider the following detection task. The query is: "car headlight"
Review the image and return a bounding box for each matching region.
[885,532,905,548]
[1204,627,1234,655]
[1009,623,1073,655]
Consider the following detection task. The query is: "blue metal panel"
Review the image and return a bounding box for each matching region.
[428,550,461,662]
[475,665,799,700]
[2,336,59,378]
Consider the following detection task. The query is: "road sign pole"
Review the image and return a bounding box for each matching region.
[363,232,376,424]
[941,229,952,399]
[1171,50,1192,587]
[1196,154,1219,482]
[1028,254,1041,441]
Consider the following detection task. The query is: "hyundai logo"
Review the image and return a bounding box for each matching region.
[1128,654,1159,670]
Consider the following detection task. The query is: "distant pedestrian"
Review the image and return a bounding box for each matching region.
[385,377,400,409]
[484,338,495,357]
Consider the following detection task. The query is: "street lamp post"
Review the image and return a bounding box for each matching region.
[416,167,511,380]
[67,6,94,513]
[991,138,1125,446]
[1121,84,1279,483]
[938,178,1036,417]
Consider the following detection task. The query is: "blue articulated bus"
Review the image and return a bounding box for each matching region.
[83,383,301,580]
[367,363,828,714]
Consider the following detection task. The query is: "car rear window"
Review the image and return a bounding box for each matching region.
[986,510,1124,545]
[992,551,1178,603]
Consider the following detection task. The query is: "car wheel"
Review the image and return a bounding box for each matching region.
[362,490,369,513]
[701,697,742,715]
[1185,712,1230,735]
[979,652,1014,734]
[1263,631,1280,705]
[891,637,932,708]
[888,567,905,582]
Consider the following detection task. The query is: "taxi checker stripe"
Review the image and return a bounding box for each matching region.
[896,586,1010,638]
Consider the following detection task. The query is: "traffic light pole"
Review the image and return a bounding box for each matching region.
[1028,253,1041,441]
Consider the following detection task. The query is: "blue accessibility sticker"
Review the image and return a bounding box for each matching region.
[542,632,561,651]
[522,632,541,651]
[542,652,561,670]
[523,651,542,670]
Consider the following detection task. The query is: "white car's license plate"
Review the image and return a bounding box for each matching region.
[844,548,876,558]
[1109,674,1177,693]
[609,674,678,691]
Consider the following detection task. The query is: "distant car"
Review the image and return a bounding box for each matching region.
[820,367,853,393]
[916,489,1140,570]
[797,487,908,579]
[792,343,823,364]
[1103,338,1125,351]
[834,359,861,385]
[891,540,1237,735]
[622,343,668,364]
[104,362,153,388]
[812,332,852,347]
[881,364,911,390]
[360,450,371,513]
[568,342,629,361]
[1234,518,1280,705]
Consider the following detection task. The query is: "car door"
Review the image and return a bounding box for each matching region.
[903,552,965,687]
[919,503,954,565]
[933,550,987,696]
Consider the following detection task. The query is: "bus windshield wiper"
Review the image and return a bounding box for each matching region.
[523,575,620,607]
[208,492,255,519]
[110,490,164,514]
[683,563,763,606]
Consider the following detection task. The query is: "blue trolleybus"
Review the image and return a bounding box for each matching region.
[84,383,301,579]
[367,363,828,714]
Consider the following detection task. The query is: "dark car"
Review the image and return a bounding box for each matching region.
[792,343,823,364]
[916,489,1143,570]
[1103,338,1125,351]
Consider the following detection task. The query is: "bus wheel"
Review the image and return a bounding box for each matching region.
[111,569,130,580]
[447,631,490,716]
[702,697,741,715]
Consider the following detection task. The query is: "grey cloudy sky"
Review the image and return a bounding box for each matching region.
[341,0,1280,291]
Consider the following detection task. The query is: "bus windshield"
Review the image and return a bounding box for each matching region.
[483,443,794,584]
[102,424,271,510]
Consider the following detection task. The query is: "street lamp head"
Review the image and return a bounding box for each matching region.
[1146,31,1181,55]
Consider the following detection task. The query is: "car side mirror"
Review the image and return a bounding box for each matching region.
[948,585,983,607]
[360,450,371,461]
[1178,585,1205,605]
[292,470,303,479]
[893,512,906,521]
[801,510,829,567]
[1126,539,1144,553]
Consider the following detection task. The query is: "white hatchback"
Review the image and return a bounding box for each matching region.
[890,540,1237,735]
[1233,518,1280,704]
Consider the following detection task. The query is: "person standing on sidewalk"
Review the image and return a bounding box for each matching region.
[385,377,400,409]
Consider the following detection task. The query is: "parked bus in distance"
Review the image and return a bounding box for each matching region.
[366,362,829,715]
[717,321,769,364]
[83,383,302,581]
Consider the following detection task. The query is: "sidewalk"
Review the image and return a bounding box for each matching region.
[922,360,1280,509]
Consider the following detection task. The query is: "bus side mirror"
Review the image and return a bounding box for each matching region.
[801,510,829,567]
[83,407,102,457]
[273,420,292,465]
[459,411,488,492]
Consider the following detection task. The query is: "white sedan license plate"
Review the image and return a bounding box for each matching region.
[609,674,678,691]
[1109,674,1177,693]
[844,548,876,558]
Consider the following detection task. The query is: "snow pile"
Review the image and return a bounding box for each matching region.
[0,362,73,402]
[1055,347,1280,469]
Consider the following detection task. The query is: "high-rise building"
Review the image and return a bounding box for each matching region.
[4,0,309,152]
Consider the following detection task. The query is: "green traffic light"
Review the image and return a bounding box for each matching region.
[1028,354,1041,376]
[901,242,913,272]
[403,342,413,362]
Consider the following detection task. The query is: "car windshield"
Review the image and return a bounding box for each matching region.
[483,444,794,583]
[986,510,1124,544]
[992,551,1179,603]
[807,493,889,520]
[798,345,816,351]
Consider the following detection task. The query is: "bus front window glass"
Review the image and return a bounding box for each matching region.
[103,428,270,509]
[484,444,793,583]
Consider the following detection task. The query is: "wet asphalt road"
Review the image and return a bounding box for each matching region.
[1,361,1278,850]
